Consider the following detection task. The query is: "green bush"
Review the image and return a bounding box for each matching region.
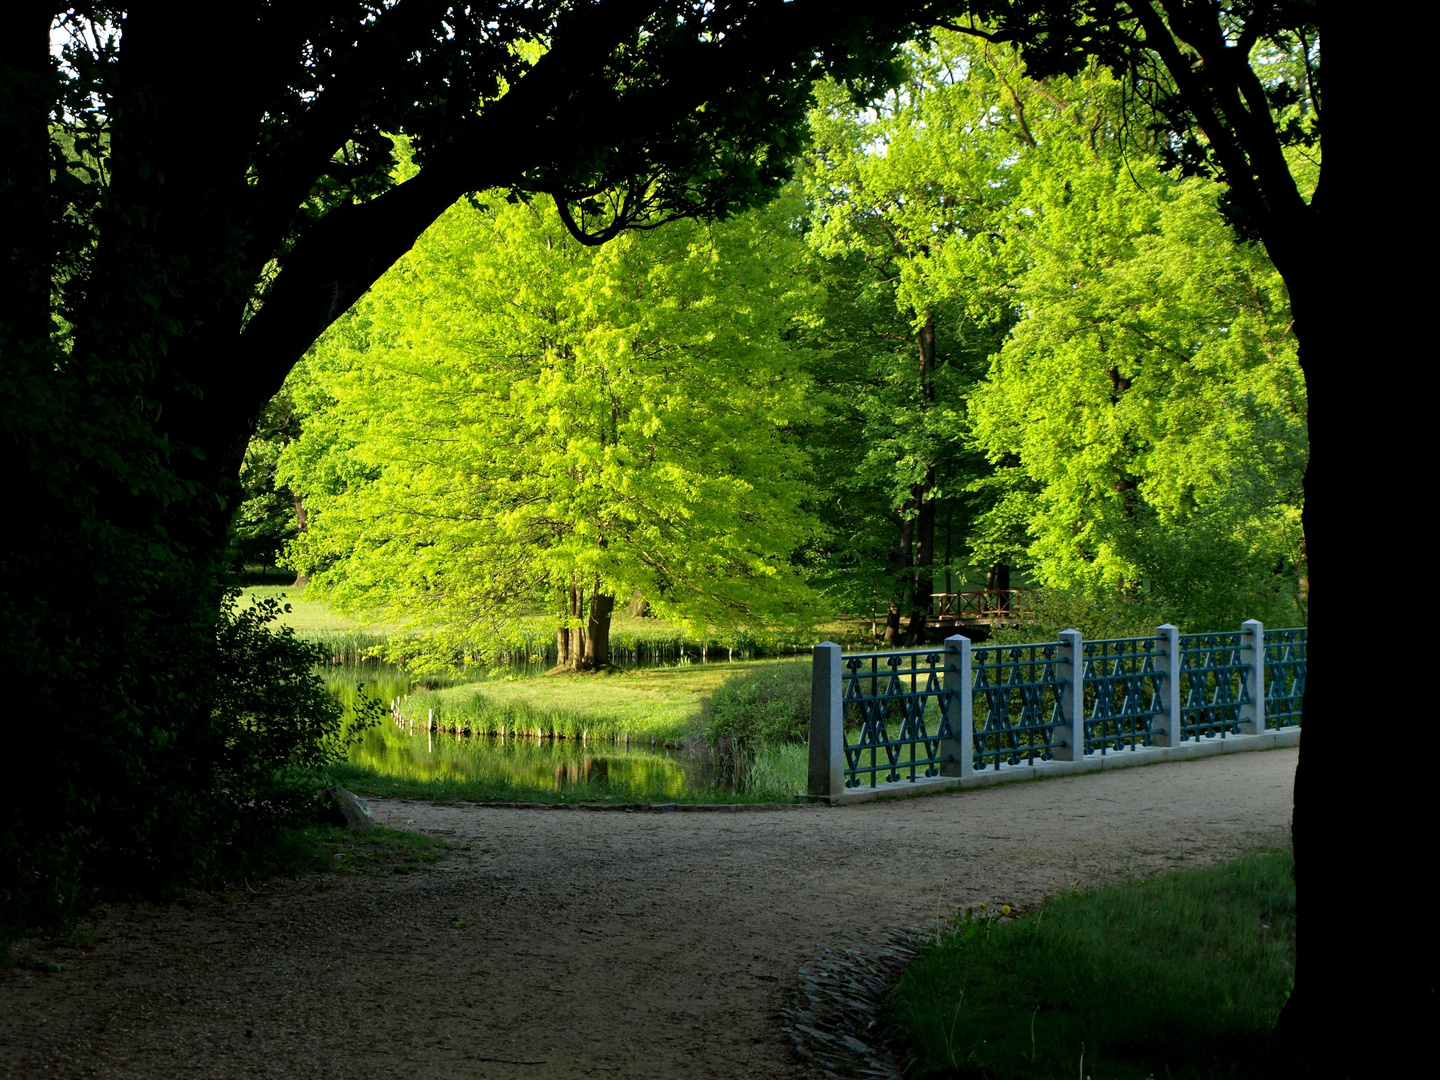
[212,592,379,839]
[700,659,811,747]
[1,586,375,940]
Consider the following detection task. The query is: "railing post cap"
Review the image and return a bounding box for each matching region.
[944,633,971,645]
[1157,623,1179,632]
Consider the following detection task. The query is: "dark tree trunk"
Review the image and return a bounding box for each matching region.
[886,511,916,645]
[883,601,902,645]
[905,469,936,646]
[903,315,939,646]
[583,586,615,670]
[291,496,309,587]
[987,562,1010,613]
[556,579,583,671]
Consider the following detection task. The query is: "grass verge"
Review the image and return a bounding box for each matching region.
[405,661,764,743]
[891,849,1295,1080]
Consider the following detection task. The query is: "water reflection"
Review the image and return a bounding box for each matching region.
[348,722,710,798]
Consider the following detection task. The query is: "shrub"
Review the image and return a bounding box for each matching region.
[700,660,811,748]
[212,592,379,840]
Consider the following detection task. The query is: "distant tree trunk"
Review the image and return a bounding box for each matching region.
[944,513,953,596]
[886,512,916,645]
[583,584,615,670]
[905,471,936,646]
[986,562,1010,613]
[883,601,902,645]
[626,588,649,617]
[291,495,309,587]
[556,579,583,671]
[903,317,939,646]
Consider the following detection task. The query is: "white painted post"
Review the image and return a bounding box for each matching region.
[809,642,844,801]
[1239,619,1266,735]
[1055,629,1085,760]
[940,635,973,778]
[1155,624,1181,747]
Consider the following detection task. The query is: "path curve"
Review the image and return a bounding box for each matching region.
[1,749,1296,1080]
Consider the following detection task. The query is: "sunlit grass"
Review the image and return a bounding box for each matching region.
[407,661,767,743]
[892,849,1296,1080]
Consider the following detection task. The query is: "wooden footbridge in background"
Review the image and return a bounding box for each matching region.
[925,589,1035,642]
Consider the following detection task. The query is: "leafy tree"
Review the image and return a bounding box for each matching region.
[0,2,951,925]
[967,86,1307,631]
[798,35,1021,644]
[281,190,822,671]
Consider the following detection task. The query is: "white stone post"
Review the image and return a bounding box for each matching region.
[1155,624,1182,747]
[1055,629,1086,760]
[1239,619,1266,735]
[809,642,844,800]
[940,635,973,778]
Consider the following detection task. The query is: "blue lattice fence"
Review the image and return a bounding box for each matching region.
[1263,628,1306,729]
[810,620,1301,800]
[1081,637,1164,754]
[1177,631,1251,740]
[971,642,1066,770]
[840,648,956,789]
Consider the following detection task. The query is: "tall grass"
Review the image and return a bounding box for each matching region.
[395,661,757,744]
[892,849,1296,1080]
[745,742,808,799]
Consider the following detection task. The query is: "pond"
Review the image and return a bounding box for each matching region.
[319,662,805,800]
[348,722,711,801]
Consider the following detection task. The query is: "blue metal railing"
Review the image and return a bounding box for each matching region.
[971,642,1066,770]
[1178,632,1250,740]
[1082,636,1164,754]
[1263,627,1306,728]
[841,648,955,788]
[825,622,1300,796]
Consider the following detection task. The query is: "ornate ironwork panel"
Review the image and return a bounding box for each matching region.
[1178,632,1249,740]
[1082,637,1163,754]
[971,642,1065,769]
[1263,627,1306,728]
[842,649,954,788]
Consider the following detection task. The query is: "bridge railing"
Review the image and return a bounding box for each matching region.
[808,619,1303,801]
[929,590,1037,619]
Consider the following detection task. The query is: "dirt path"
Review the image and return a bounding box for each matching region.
[2,749,1296,1080]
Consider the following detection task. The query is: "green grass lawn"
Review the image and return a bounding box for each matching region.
[891,849,1296,1080]
[408,661,754,742]
[232,584,381,632]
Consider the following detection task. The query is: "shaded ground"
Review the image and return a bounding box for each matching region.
[1,749,1296,1080]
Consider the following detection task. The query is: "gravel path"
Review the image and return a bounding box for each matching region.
[2,748,1296,1080]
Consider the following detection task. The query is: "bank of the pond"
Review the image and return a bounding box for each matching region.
[890,849,1296,1080]
[399,661,758,743]
[326,659,811,802]
[330,732,808,804]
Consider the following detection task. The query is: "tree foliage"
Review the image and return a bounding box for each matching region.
[796,30,1304,634]
[964,66,1307,630]
[281,188,823,669]
[1,2,948,927]
[797,37,1019,642]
